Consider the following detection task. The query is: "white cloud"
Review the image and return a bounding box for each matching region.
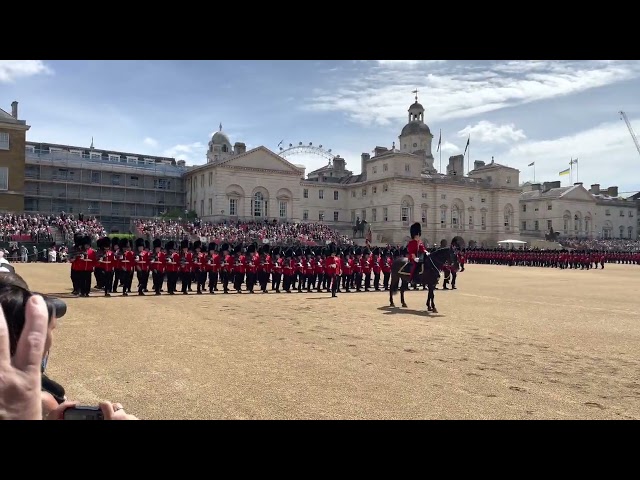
[440,141,460,154]
[0,60,53,83]
[305,60,640,126]
[458,121,526,144]
[506,117,640,191]
[163,142,205,164]
[375,60,447,67]
[143,137,158,148]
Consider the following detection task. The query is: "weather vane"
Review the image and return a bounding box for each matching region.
[412,88,419,102]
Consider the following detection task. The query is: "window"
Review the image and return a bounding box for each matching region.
[70,150,83,156]
[383,207,388,222]
[303,189,309,198]
[422,192,427,199]
[547,203,552,211]
[413,143,418,148]
[229,198,237,216]
[619,226,624,238]
[522,221,527,231]
[422,209,427,224]
[333,211,339,222]
[209,172,213,186]
[91,171,100,183]
[452,205,461,226]
[25,145,35,153]
[629,226,633,239]
[0,167,8,190]
[109,154,120,162]
[334,190,339,200]
[522,204,527,212]
[200,200,204,217]
[111,174,121,186]
[481,212,487,230]
[440,208,446,227]
[469,196,474,202]
[154,179,170,190]
[318,210,325,221]
[253,192,265,217]
[351,190,356,198]
[405,164,410,172]
[372,166,377,174]
[303,210,309,220]
[130,176,139,187]
[372,208,377,222]
[25,165,38,179]
[319,190,324,199]
[547,220,552,230]
[57,168,69,180]
[0,132,9,150]
[90,152,102,160]
[441,194,446,200]
[208,198,212,215]
[629,210,634,217]
[127,156,138,163]
[468,214,474,228]
[506,176,511,184]
[383,164,388,172]
[201,175,204,188]
[481,197,486,203]
[372,186,377,194]
[605,209,610,216]
[362,188,367,197]
[619,210,624,217]
[351,211,356,223]
[279,201,287,218]
[534,220,539,230]
[361,209,367,221]
[383,184,388,192]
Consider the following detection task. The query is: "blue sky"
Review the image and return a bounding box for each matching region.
[2,60,640,195]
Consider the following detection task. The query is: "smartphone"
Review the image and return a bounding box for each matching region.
[63,406,104,420]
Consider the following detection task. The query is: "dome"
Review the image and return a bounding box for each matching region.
[401,122,431,136]
[211,131,231,145]
[408,101,424,111]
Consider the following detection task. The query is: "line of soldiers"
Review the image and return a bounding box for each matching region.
[464,248,640,270]
[70,235,457,297]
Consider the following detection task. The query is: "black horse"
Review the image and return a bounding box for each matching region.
[388,247,459,313]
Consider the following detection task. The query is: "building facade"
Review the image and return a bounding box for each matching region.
[519,182,637,240]
[0,102,30,212]
[186,100,522,246]
[24,141,187,232]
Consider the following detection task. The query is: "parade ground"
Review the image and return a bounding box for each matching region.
[20,262,640,420]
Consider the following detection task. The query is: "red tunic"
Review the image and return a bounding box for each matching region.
[407,239,426,263]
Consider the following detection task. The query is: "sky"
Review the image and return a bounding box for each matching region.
[1,59,639,195]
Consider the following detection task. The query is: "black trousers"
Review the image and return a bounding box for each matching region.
[180,271,192,293]
[104,271,114,295]
[271,272,281,292]
[151,270,164,294]
[246,271,256,292]
[208,271,219,292]
[196,270,207,291]
[221,271,230,292]
[258,271,269,292]
[166,271,179,293]
[94,268,105,289]
[137,270,150,293]
[80,271,92,295]
[316,273,324,290]
[283,274,292,292]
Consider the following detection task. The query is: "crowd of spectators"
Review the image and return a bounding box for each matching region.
[558,237,640,252]
[135,219,354,247]
[0,212,107,243]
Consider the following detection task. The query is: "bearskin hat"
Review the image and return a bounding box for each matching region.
[110,237,120,248]
[180,239,189,250]
[144,240,150,250]
[193,240,202,250]
[135,238,145,249]
[247,244,256,254]
[152,239,162,249]
[285,248,293,258]
[263,244,270,255]
[271,246,280,256]
[372,247,380,255]
[208,242,217,252]
[119,238,130,249]
[220,243,229,253]
[165,241,175,251]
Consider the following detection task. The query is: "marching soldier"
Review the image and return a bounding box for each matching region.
[382,249,392,290]
[245,244,257,293]
[233,244,246,293]
[362,247,372,291]
[314,250,324,292]
[120,238,135,296]
[179,239,192,294]
[70,234,86,295]
[165,241,180,294]
[283,248,294,293]
[98,237,116,297]
[372,247,382,291]
[150,239,165,295]
[135,237,150,296]
[353,247,363,292]
[325,243,341,298]
[271,246,282,293]
[206,242,219,293]
[259,245,271,293]
[220,243,232,293]
[193,240,207,294]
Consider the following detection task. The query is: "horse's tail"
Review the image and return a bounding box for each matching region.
[390,271,400,296]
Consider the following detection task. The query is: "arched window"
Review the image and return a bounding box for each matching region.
[451,205,460,226]
[628,226,633,239]
[222,144,228,153]
[619,225,624,238]
[252,192,265,217]
[401,201,411,222]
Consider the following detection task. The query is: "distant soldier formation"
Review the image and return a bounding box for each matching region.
[464,248,640,270]
[69,233,463,298]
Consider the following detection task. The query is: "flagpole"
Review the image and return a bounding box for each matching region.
[570,158,573,185]
[439,129,442,174]
[533,163,536,183]
[576,159,579,183]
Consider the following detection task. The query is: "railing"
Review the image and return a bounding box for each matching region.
[0,233,57,243]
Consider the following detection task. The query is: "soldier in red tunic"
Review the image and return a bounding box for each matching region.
[325,243,341,298]
[407,222,427,285]
[271,247,283,293]
[245,244,257,293]
[372,247,382,291]
[134,237,150,296]
[207,242,219,293]
[314,250,325,292]
[221,243,233,294]
[99,238,116,297]
[382,248,392,290]
[121,238,135,296]
[283,248,294,293]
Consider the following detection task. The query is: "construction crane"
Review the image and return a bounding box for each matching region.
[619,111,640,157]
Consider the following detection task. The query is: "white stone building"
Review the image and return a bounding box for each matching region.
[519,181,637,240]
[185,100,522,246]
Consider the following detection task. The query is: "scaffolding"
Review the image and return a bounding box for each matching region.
[24,150,188,232]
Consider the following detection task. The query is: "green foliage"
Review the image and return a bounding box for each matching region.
[160,208,198,220]
[107,233,135,240]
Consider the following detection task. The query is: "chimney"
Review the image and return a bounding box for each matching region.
[333,156,345,172]
[373,146,388,157]
[473,160,485,170]
[177,160,186,167]
[551,181,561,189]
[233,142,246,154]
[590,184,600,194]
[361,152,370,176]
[574,182,583,186]
[11,101,18,119]
[607,186,618,197]
[531,183,541,191]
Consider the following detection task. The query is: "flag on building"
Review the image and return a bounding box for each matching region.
[463,135,470,155]
[528,162,535,167]
[437,129,442,152]
[570,158,578,165]
[559,168,570,176]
